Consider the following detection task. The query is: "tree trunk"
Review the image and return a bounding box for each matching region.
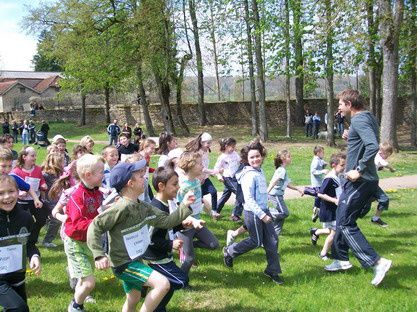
[175,54,192,135]
[410,0,417,147]
[292,0,304,126]
[189,0,207,125]
[251,0,267,141]
[154,70,175,134]
[80,92,86,126]
[136,63,155,137]
[284,0,291,138]
[378,0,404,149]
[104,84,111,124]
[325,0,335,146]
[208,0,221,101]
[367,0,377,115]
[244,0,258,136]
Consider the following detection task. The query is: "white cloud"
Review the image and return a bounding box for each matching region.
[0,0,39,71]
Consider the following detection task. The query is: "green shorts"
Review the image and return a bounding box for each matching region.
[115,261,153,294]
[64,237,94,279]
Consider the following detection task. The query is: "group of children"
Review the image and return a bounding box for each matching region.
[0,127,396,311]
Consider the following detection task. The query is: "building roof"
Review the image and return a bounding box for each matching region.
[34,75,60,93]
[0,80,40,96]
[0,70,62,80]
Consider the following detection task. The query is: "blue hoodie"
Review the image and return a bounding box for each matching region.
[236,165,268,220]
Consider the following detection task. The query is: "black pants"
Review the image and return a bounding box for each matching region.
[201,178,217,212]
[17,200,48,244]
[0,281,29,312]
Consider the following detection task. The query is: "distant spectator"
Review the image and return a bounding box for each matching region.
[28,120,36,144]
[40,120,50,138]
[21,120,29,145]
[133,123,143,145]
[121,122,132,139]
[107,119,120,145]
[12,121,19,143]
[30,103,36,117]
[312,112,321,140]
[335,109,345,137]
[2,120,10,135]
[304,109,313,137]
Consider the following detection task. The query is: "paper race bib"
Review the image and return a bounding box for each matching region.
[123,225,150,260]
[0,232,28,274]
[0,244,23,274]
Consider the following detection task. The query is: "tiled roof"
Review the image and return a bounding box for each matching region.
[0,81,18,95]
[34,75,60,93]
[0,80,40,95]
[0,70,62,80]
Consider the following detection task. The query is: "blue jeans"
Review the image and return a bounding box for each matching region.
[217,177,243,215]
[109,135,118,145]
[21,133,29,145]
[201,178,218,213]
[0,280,29,312]
[332,179,380,268]
[227,210,282,275]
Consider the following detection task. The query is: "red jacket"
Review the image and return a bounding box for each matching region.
[64,183,103,242]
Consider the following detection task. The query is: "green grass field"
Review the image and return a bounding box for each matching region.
[10,122,417,311]
[27,189,417,311]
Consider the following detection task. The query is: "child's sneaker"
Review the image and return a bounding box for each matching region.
[319,253,330,261]
[84,295,96,304]
[223,247,233,268]
[226,230,235,246]
[42,242,57,248]
[68,299,85,312]
[324,260,352,272]
[371,258,392,286]
[263,270,284,285]
[371,217,388,227]
[310,228,319,245]
[312,207,320,222]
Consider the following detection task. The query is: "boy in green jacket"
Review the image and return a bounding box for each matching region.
[87,160,195,312]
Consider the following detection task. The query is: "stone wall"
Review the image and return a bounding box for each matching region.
[0,97,411,127]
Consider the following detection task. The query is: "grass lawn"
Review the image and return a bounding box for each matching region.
[27,188,417,311]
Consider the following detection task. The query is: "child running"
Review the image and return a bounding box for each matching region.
[370,142,395,227]
[185,133,220,220]
[142,164,205,311]
[0,175,41,312]
[267,149,304,236]
[223,139,284,284]
[310,146,328,222]
[176,151,219,274]
[64,154,104,312]
[214,137,243,221]
[12,146,48,244]
[309,153,346,260]
[87,160,195,312]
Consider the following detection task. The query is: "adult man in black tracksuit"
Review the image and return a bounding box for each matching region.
[324,89,392,287]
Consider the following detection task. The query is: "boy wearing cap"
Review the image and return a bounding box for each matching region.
[87,160,195,312]
[65,154,105,312]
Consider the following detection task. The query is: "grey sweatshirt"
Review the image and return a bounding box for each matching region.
[346,111,379,181]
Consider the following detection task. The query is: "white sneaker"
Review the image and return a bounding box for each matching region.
[226,230,235,246]
[42,242,57,248]
[371,258,392,286]
[324,260,353,272]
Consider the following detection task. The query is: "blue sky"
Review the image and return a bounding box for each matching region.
[0,0,46,71]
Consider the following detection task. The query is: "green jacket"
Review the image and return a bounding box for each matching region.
[87,197,192,268]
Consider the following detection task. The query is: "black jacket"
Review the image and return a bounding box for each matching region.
[0,206,40,283]
[142,198,183,262]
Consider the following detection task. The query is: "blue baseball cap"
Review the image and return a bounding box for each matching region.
[110,159,147,192]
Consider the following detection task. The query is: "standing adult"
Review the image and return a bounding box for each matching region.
[28,121,36,144]
[121,123,132,140]
[312,112,321,139]
[325,89,392,287]
[107,119,120,146]
[2,120,10,135]
[40,120,50,145]
[335,109,345,137]
[304,109,313,137]
[133,123,143,145]
[12,121,19,143]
